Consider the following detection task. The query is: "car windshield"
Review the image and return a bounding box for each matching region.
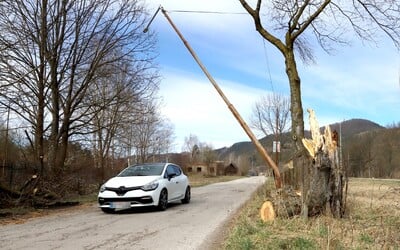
[117,164,165,177]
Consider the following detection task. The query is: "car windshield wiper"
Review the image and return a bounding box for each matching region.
[134,173,148,176]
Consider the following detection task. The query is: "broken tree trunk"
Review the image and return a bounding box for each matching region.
[260,109,346,221]
[301,109,346,217]
[260,186,302,222]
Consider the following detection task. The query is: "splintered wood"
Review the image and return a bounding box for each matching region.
[260,108,345,220]
[302,108,337,160]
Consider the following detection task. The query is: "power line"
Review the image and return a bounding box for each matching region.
[162,8,276,92]
[262,38,275,92]
[168,10,247,15]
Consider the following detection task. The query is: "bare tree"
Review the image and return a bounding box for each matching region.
[250,93,290,138]
[124,100,174,164]
[239,0,400,217]
[198,143,216,167]
[150,120,175,161]
[182,134,201,164]
[0,0,157,175]
[86,59,157,181]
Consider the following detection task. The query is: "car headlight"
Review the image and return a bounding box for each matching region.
[141,180,159,191]
[100,184,106,193]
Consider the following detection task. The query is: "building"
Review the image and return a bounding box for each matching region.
[186,161,239,176]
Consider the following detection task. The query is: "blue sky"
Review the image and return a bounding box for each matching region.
[146,0,400,151]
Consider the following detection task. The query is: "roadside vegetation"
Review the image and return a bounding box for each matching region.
[224,178,400,249]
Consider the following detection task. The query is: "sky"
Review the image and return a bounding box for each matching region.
[145,0,400,152]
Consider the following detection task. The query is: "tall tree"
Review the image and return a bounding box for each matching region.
[239,0,400,217]
[86,59,157,181]
[123,100,174,164]
[240,0,400,155]
[0,0,157,175]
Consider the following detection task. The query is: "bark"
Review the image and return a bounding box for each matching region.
[301,109,346,217]
[284,48,307,190]
[260,186,302,222]
[261,110,346,220]
[37,0,48,175]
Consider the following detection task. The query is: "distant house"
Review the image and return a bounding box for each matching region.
[224,163,239,175]
[187,161,239,176]
[186,164,208,175]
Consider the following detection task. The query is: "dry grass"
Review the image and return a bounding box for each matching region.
[223,178,400,249]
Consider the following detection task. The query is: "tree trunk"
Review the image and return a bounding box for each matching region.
[301,109,346,217]
[285,49,304,149]
[36,0,48,176]
[260,186,302,222]
[261,109,346,220]
[284,49,307,191]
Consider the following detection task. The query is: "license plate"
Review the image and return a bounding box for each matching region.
[111,202,131,209]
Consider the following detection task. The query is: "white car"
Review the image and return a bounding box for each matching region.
[98,163,191,213]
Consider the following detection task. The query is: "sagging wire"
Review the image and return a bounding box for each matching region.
[168,10,247,15]
[143,5,247,33]
[262,37,275,93]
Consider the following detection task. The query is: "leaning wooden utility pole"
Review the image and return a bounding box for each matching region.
[148,7,282,188]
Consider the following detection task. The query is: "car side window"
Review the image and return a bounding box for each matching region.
[172,165,181,176]
[165,165,175,178]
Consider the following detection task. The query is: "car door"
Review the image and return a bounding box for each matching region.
[165,165,179,199]
[172,165,186,198]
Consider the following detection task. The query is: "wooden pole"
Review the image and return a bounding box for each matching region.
[160,8,282,188]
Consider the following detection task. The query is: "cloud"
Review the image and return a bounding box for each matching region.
[159,68,271,150]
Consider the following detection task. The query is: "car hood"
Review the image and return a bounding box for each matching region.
[104,176,161,188]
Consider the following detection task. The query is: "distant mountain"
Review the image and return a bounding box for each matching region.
[215,118,384,161]
[324,119,384,138]
[214,118,400,178]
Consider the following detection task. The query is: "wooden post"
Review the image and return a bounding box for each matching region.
[160,7,282,188]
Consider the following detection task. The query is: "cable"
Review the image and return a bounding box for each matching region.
[168,10,247,15]
[262,38,274,92]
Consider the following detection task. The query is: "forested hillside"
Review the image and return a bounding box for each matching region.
[216,119,400,178]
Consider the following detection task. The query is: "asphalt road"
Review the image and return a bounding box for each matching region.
[0,176,265,250]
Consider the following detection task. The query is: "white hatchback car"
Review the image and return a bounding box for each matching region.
[98,163,191,213]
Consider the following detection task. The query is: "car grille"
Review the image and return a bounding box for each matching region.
[98,196,154,205]
[105,186,141,196]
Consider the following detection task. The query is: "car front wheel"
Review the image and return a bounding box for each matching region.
[157,189,168,211]
[181,186,191,204]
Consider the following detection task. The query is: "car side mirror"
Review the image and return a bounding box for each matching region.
[167,173,176,181]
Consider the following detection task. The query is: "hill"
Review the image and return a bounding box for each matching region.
[215,119,400,178]
[216,118,383,160]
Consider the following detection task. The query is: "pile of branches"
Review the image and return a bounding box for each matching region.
[0,175,79,210]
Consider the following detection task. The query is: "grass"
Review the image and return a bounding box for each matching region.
[223,178,400,249]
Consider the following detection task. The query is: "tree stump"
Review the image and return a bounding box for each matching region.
[301,109,346,217]
[259,109,346,221]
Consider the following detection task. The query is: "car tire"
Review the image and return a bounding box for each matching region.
[101,208,115,214]
[157,189,168,211]
[181,186,191,204]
